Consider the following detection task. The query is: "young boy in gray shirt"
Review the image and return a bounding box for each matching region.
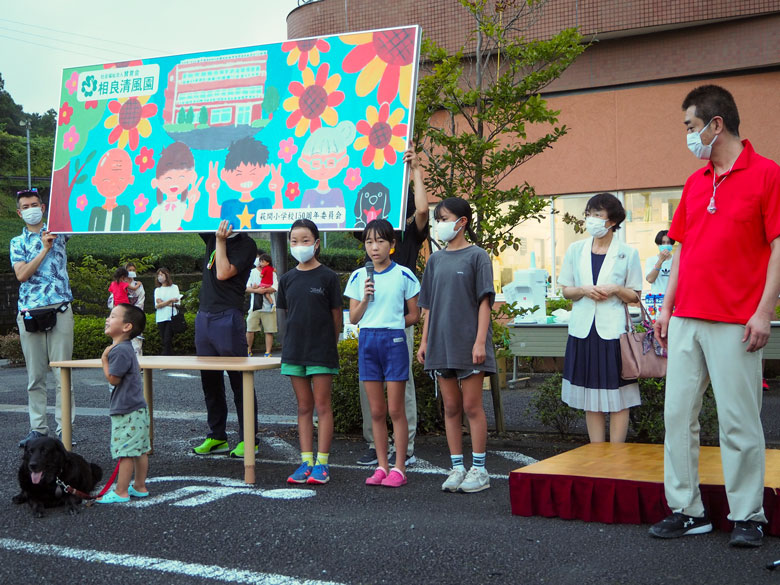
[98,303,151,504]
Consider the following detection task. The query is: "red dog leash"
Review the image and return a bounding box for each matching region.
[56,459,122,501]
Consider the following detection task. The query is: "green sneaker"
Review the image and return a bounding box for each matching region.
[229,441,259,458]
[193,438,229,455]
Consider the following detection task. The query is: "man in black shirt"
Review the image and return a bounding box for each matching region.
[355,149,430,466]
[193,220,258,458]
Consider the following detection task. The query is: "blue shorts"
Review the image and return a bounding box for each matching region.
[358,328,409,382]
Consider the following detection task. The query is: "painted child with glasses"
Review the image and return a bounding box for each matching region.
[346,219,420,487]
[277,219,343,485]
[417,197,496,493]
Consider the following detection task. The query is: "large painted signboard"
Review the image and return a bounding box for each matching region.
[48,26,421,233]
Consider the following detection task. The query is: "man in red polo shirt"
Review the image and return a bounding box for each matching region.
[649,85,780,547]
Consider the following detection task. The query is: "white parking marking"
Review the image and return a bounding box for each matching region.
[491,450,538,466]
[0,538,345,585]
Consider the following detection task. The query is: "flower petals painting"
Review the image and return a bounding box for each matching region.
[48,26,421,233]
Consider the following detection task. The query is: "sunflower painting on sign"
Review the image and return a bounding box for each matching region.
[47,26,422,233]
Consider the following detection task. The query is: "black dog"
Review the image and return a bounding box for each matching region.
[12,437,103,517]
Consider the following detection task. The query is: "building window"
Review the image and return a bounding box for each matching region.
[236,105,251,125]
[209,107,232,125]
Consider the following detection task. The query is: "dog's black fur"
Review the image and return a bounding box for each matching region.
[12,437,103,517]
[354,181,390,229]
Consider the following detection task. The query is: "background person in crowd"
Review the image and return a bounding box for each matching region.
[355,147,429,468]
[154,267,180,356]
[108,267,132,306]
[11,189,75,447]
[125,262,145,356]
[645,230,675,294]
[558,193,643,444]
[650,85,780,548]
[193,220,258,459]
[246,253,278,357]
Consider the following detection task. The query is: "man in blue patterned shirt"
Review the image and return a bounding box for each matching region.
[10,189,75,447]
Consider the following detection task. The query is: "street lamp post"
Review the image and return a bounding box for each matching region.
[20,119,31,190]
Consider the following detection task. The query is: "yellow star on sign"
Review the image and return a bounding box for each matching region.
[237,205,253,229]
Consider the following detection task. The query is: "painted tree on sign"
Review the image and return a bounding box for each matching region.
[415,0,584,255]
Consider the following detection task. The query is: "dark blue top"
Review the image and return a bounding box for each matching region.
[591,252,606,283]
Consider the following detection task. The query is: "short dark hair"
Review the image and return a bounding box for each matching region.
[113,267,129,282]
[118,303,146,339]
[363,219,395,245]
[289,219,321,258]
[585,193,625,232]
[16,189,42,207]
[258,253,272,266]
[682,85,740,136]
[225,137,269,171]
[654,230,675,246]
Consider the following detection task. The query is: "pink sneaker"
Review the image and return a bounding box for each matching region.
[365,467,388,486]
[381,468,407,487]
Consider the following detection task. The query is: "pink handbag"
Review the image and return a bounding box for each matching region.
[619,304,667,379]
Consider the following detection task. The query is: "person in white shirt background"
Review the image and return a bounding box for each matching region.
[645,230,675,294]
[154,267,180,356]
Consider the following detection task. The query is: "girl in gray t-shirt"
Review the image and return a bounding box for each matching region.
[417,198,495,494]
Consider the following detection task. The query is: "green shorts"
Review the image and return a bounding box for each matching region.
[110,407,151,458]
[281,363,339,377]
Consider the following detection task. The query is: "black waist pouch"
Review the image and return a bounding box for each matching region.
[21,303,68,333]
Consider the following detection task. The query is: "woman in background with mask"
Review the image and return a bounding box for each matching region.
[276,219,343,485]
[417,197,496,493]
[558,193,643,443]
[154,267,180,356]
[645,230,675,294]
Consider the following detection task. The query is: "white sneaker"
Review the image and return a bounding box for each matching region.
[458,466,490,493]
[441,468,467,492]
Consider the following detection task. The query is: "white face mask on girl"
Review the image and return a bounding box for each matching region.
[436,218,463,243]
[585,216,610,238]
[291,244,316,263]
[158,275,166,284]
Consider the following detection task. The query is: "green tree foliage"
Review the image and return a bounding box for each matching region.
[198,106,208,125]
[263,86,281,118]
[415,0,585,255]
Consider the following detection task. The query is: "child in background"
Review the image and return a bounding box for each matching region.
[259,258,276,309]
[108,267,132,306]
[417,197,496,494]
[345,219,420,487]
[97,303,151,503]
[277,219,342,485]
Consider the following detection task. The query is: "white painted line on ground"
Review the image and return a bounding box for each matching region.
[261,436,302,459]
[0,404,297,425]
[491,450,539,466]
[163,372,200,378]
[0,538,345,585]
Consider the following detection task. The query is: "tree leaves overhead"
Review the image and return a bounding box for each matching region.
[415,0,584,256]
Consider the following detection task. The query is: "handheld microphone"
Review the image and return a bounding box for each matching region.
[364,261,375,302]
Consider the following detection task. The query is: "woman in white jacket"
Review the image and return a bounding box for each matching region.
[558,193,643,443]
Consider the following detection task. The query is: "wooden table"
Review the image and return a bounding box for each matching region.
[49,355,281,484]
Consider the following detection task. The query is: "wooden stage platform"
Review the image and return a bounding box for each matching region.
[509,443,780,534]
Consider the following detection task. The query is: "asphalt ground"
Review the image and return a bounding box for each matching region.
[2,365,780,584]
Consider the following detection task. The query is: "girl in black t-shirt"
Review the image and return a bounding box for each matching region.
[277,219,343,486]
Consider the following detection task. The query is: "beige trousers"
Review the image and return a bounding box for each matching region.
[664,317,766,523]
[359,325,417,455]
[16,304,75,435]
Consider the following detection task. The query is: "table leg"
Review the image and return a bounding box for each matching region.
[242,371,255,484]
[60,368,72,451]
[143,368,154,455]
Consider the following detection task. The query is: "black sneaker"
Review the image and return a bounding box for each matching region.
[356,448,378,466]
[56,431,77,446]
[389,451,416,467]
[730,520,764,548]
[648,512,712,538]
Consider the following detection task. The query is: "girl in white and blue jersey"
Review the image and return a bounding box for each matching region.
[345,219,420,488]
